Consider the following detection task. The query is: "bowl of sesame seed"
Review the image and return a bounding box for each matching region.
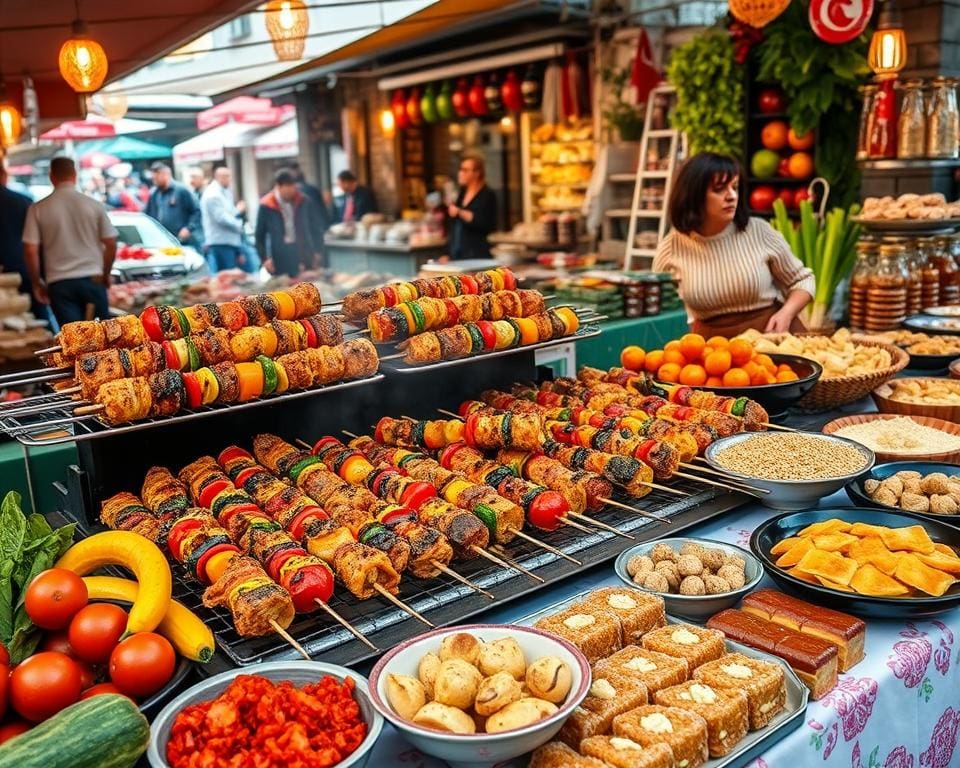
[704,432,875,510]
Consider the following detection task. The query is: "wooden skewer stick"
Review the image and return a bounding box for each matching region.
[558,516,594,534]
[598,497,664,522]
[566,511,634,539]
[763,422,801,432]
[296,438,313,450]
[508,528,581,565]
[437,408,463,419]
[673,469,769,495]
[679,461,760,483]
[639,481,689,497]
[471,545,544,583]
[74,403,105,416]
[269,619,310,660]
[432,561,495,599]
[373,583,433,626]
[34,345,62,356]
[56,386,82,397]
[379,352,405,361]
[314,599,379,651]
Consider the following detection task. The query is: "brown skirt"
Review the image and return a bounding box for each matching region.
[691,304,804,339]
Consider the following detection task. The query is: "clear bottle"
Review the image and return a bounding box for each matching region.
[865,242,910,331]
[916,237,942,310]
[897,79,927,158]
[905,238,923,315]
[926,76,960,158]
[931,235,960,306]
[849,240,876,330]
[858,84,877,161]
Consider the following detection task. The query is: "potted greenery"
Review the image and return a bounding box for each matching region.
[602,64,645,172]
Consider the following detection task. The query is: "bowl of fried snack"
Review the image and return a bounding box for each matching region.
[872,377,960,422]
[615,538,763,621]
[739,328,909,411]
[845,461,960,523]
[861,330,960,370]
[367,625,591,768]
[751,509,960,617]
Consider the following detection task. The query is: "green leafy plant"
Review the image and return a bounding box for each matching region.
[756,0,871,208]
[600,64,645,141]
[667,28,745,156]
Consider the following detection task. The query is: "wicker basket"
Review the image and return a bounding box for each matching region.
[758,333,910,412]
[728,0,790,27]
[822,414,960,464]
[872,378,960,423]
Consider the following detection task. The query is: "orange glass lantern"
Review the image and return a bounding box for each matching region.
[0,100,22,147]
[59,21,108,94]
[868,1,907,78]
[265,1,309,61]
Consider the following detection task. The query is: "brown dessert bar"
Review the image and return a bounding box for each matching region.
[655,680,749,757]
[693,653,786,730]
[580,735,675,768]
[596,646,690,695]
[641,624,726,670]
[613,704,709,768]
[558,670,648,747]
[535,605,622,663]
[529,741,609,768]
[585,588,666,643]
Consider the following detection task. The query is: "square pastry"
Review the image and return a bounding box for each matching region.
[655,680,749,757]
[529,741,609,768]
[613,704,709,768]
[596,646,690,695]
[580,735,675,768]
[642,624,726,670]
[558,670,648,747]
[693,653,786,730]
[584,587,666,643]
[535,606,622,663]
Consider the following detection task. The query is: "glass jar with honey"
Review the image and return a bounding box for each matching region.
[865,242,910,331]
[848,240,876,330]
[931,235,960,306]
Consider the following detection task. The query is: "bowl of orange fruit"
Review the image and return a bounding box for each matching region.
[621,334,822,417]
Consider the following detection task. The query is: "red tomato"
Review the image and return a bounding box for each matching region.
[109,633,175,699]
[77,661,96,691]
[81,683,127,700]
[0,643,8,667]
[68,604,127,665]
[0,720,30,745]
[749,186,777,212]
[10,652,82,722]
[777,157,791,178]
[757,87,786,114]
[24,569,88,630]
[39,631,75,657]
[794,188,812,207]
[777,188,795,209]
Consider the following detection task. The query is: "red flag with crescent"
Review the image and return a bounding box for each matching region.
[809,0,874,43]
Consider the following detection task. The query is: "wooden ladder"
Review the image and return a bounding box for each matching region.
[623,85,686,270]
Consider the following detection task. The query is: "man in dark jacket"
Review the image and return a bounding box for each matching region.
[0,165,46,320]
[255,168,321,278]
[144,162,202,247]
[332,170,376,223]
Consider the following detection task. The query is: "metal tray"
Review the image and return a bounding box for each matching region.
[379,323,602,375]
[516,594,809,768]
[850,217,960,234]
[902,314,960,335]
[0,374,384,447]
[921,306,960,318]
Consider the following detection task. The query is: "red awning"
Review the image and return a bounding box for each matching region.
[40,116,117,140]
[196,96,294,131]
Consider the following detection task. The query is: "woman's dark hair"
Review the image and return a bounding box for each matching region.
[667,152,749,235]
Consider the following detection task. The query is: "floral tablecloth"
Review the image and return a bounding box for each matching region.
[366,495,960,768]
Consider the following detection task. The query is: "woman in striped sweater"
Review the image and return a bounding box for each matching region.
[653,153,814,338]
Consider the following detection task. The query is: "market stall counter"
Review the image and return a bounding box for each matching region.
[324,237,447,278]
[573,310,690,370]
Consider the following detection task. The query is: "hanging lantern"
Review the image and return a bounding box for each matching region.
[406,87,423,126]
[484,73,502,114]
[468,75,488,117]
[391,90,409,130]
[521,64,541,108]
[452,78,471,118]
[58,20,108,94]
[265,0,309,61]
[501,70,524,112]
[98,91,128,121]
[420,84,438,123]
[0,87,22,148]
[379,108,396,139]
[436,81,454,121]
[868,0,906,78]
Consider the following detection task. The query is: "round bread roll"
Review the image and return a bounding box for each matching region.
[418,652,441,699]
[485,697,558,733]
[478,637,527,680]
[386,673,426,721]
[440,632,482,665]
[434,658,483,710]
[475,671,523,716]
[526,656,573,703]
[413,702,476,734]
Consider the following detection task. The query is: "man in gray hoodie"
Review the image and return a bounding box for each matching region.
[200,166,244,272]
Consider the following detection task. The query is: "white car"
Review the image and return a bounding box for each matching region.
[109,211,207,282]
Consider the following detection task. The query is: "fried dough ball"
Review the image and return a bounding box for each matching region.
[700,548,726,571]
[641,572,670,592]
[676,554,704,577]
[900,492,931,514]
[703,574,732,594]
[485,698,558,733]
[873,487,899,507]
[654,560,680,590]
[723,553,746,572]
[921,473,952,495]
[440,632,481,666]
[717,563,747,589]
[903,478,923,495]
[418,652,441,699]
[880,476,904,498]
[930,494,959,515]
[680,541,706,559]
[386,674,427,721]
[526,656,573,703]
[478,637,527,680]
[650,543,677,563]
[894,470,922,482]
[626,554,655,578]
[434,659,482,710]
[679,575,706,595]
[864,478,881,495]
[475,672,523,716]
[413,702,476,734]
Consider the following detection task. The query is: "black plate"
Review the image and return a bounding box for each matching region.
[905,351,960,370]
[751,507,960,618]
[903,315,960,336]
[139,657,192,719]
[697,353,822,418]
[845,461,960,527]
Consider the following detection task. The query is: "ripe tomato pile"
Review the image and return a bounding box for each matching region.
[166,674,368,768]
[0,568,178,739]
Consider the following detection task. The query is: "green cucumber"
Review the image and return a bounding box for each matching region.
[407,301,425,333]
[185,337,201,371]
[0,695,149,768]
[175,308,191,338]
[257,355,278,395]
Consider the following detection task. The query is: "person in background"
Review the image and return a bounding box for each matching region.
[200,166,245,272]
[187,167,206,202]
[21,157,117,325]
[653,152,814,337]
[448,154,497,260]
[0,164,46,321]
[105,179,141,212]
[145,162,202,247]
[289,162,330,267]
[255,168,321,278]
[332,170,376,224]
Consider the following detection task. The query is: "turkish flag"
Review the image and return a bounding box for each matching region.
[631,29,661,104]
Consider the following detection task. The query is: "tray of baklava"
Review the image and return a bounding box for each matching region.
[520,587,809,768]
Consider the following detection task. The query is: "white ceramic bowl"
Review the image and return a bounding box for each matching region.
[148,661,382,768]
[368,624,591,768]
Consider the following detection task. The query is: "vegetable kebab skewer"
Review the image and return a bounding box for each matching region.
[74,338,379,425]
[177,456,378,649]
[339,435,583,566]
[38,282,323,361]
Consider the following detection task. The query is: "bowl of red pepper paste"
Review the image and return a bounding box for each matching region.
[148,661,382,768]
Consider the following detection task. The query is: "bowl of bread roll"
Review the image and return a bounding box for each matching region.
[367,624,591,768]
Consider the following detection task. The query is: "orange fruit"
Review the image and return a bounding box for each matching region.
[706,336,730,349]
[644,350,665,373]
[776,370,800,382]
[751,369,776,386]
[788,128,815,150]
[742,361,761,379]
[664,340,682,353]
[620,345,646,372]
[705,376,724,387]
[761,120,789,151]
[704,349,732,377]
[679,364,708,387]
[663,349,688,367]
[722,368,751,387]
[787,151,814,179]
[728,338,754,367]
[678,333,706,362]
[754,353,777,374]
[657,362,682,383]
